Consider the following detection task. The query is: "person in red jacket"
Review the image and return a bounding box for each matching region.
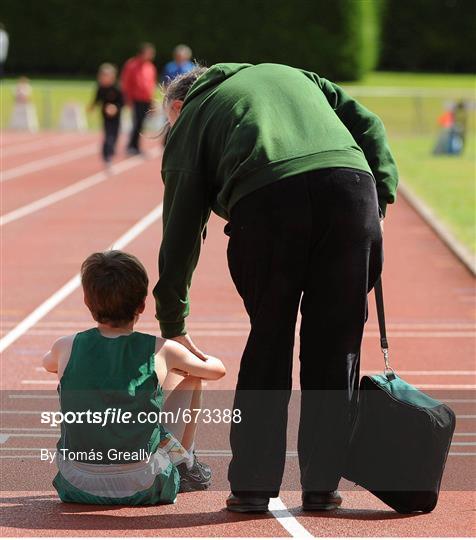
[121,43,157,155]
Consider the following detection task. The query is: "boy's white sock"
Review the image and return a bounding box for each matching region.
[185,443,195,470]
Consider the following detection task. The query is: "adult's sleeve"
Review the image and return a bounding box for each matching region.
[153,170,211,338]
[309,73,399,216]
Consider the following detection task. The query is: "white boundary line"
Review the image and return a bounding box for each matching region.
[22,368,476,376]
[17,379,476,389]
[1,144,97,182]
[269,497,314,538]
[398,180,476,276]
[2,134,81,158]
[0,203,163,355]
[0,149,160,226]
[2,320,474,329]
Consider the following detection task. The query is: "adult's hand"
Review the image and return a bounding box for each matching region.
[170,334,208,361]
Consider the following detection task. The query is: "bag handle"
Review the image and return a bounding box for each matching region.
[374,277,396,379]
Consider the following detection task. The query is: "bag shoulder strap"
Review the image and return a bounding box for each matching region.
[374,277,394,377]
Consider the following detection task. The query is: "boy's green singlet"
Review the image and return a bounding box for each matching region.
[53,328,182,505]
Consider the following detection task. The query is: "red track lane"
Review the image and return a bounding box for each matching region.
[0,133,475,537]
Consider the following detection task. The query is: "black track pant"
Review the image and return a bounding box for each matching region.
[128,100,150,152]
[102,116,120,162]
[227,168,383,497]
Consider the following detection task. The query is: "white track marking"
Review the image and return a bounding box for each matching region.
[1,144,97,182]
[1,149,160,226]
[8,394,59,399]
[2,135,80,157]
[18,379,476,390]
[9,329,476,339]
[414,385,476,389]
[0,204,163,355]
[2,320,473,330]
[269,497,314,538]
[362,370,476,376]
[0,134,42,148]
[30,366,472,376]
[1,449,475,457]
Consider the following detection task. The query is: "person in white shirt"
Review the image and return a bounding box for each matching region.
[0,23,9,78]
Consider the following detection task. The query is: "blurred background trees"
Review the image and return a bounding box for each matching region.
[1,0,474,80]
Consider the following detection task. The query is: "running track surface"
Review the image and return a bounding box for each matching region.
[0,131,475,537]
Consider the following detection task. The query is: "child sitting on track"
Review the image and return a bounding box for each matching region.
[43,250,226,505]
[88,63,123,171]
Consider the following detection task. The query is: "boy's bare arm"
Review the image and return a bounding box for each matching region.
[43,335,75,378]
[156,339,226,381]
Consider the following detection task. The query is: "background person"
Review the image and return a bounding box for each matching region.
[154,63,398,514]
[162,44,194,84]
[121,42,157,155]
[0,23,9,78]
[88,63,123,170]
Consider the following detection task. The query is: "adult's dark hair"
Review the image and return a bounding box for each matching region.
[163,65,208,104]
[81,250,148,327]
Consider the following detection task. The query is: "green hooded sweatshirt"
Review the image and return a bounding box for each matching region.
[154,63,398,338]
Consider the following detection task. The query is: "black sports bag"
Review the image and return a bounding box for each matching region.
[344,278,456,513]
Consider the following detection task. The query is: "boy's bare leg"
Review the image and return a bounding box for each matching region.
[162,373,202,450]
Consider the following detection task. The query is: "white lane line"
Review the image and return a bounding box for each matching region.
[269,497,314,538]
[18,379,476,390]
[2,135,81,157]
[17,329,473,338]
[416,385,476,389]
[1,144,96,182]
[0,203,163,355]
[8,394,59,399]
[26,368,476,376]
[361,370,476,376]
[1,149,160,226]
[13,329,476,339]
[0,427,59,431]
[1,448,475,456]
[2,321,474,329]
[0,433,58,438]
[453,442,476,446]
[0,134,43,148]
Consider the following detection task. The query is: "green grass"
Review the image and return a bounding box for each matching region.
[390,135,475,253]
[1,71,475,252]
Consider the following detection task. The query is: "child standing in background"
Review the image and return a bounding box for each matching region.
[89,63,123,170]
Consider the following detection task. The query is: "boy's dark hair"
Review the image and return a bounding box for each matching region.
[81,250,148,327]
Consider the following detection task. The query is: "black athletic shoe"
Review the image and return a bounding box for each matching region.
[177,455,211,493]
[302,490,343,511]
[193,451,211,476]
[226,493,270,513]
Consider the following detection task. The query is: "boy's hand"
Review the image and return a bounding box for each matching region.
[105,103,118,117]
[170,334,208,361]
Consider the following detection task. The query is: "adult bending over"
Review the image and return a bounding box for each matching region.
[153,63,399,513]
